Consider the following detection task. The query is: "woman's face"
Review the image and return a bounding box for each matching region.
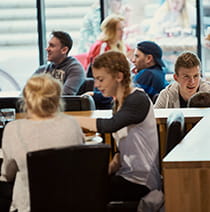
[115,21,124,41]
[93,67,119,97]
[168,0,185,12]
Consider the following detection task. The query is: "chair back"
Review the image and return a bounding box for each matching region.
[27,144,111,212]
[165,111,185,156]
[0,97,22,112]
[62,94,96,111]
[77,78,94,95]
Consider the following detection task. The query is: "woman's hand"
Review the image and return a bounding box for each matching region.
[108,153,120,175]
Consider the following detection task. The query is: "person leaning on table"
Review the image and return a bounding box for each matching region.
[75,51,161,202]
[0,74,84,212]
[154,51,210,108]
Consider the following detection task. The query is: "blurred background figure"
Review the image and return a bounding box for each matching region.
[147,0,196,38]
[0,74,84,212]
[85,14,131,71]
[83,14,132,109]
[78,0,132,54]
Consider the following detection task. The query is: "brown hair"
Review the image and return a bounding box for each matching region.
[188,91,210,108]
[175,51,201,75]
[92,50,131,112]
[51,31,73,55]
[99,14,126,53]
[22,74,64,117]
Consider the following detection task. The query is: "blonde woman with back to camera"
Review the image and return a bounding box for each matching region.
[0,74,84,212]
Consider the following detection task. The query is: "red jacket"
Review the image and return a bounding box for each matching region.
[85,40,130,70]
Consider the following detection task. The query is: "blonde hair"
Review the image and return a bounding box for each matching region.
[92,51,131,112]
[22,74,64,117]
[99,14,126,53]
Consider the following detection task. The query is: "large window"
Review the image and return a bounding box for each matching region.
[0,0,96,93]
[104,0,197,76]
[0,0,207,92]
[202,0,210,77]
[0,1,38,92]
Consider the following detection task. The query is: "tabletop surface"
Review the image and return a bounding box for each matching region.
[16,107,210,120]
[163,114,210,162]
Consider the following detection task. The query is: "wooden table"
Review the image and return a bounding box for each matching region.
[154,108,210,158]
[16,108,210,158]
[162,114,210,212]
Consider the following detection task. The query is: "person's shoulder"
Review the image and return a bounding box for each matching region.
[59,113,81,127]
[200,79,210,90]
[35,64,48,73]
[126,89,149,105]
[91,40,105,48]
[159,81,177,94]
[3,119,24,132]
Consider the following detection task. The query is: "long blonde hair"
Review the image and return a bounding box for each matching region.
[22,74,64,117]
[99,14,126,54]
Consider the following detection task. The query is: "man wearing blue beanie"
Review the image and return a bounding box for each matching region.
[132,41,169,101]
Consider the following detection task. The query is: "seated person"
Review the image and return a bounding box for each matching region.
[132,41,169,100]
[147,0,196,38]
[85,14,131,109]
[154,51,210,108]
[0,74,84,212]
[187,91,210,107]
[75,51,161,203]
[85,14,131,73]
[35,31,85,95]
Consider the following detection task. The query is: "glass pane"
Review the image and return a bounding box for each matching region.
[0,1,39,93]
[45,0,96,55]
[202,0,210,77]
[104,0,197,76]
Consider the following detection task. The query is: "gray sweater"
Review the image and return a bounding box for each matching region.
[0,113,84,212]
[35,56,85,95]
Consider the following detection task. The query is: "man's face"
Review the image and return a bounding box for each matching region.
[174,66,201,100]
[132,49,149,71]
[46,36,67,64]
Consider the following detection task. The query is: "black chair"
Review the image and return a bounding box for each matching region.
[77,77,94,95]
[152,93,159,104]
[62,94,96,111]
[27,144,111,212]
[165,111,185,156]
[107,201,139,212]
[0,97,22,112]
[0,181,14,212]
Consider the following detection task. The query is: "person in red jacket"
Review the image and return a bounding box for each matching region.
[85,14,131,72]
[84,14,131,109]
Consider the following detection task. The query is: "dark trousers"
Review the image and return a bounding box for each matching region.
[109,175,150,201]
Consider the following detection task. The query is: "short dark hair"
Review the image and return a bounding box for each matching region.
[187,91,210,108]
[175,51,201,75]
[51,31,73,54]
